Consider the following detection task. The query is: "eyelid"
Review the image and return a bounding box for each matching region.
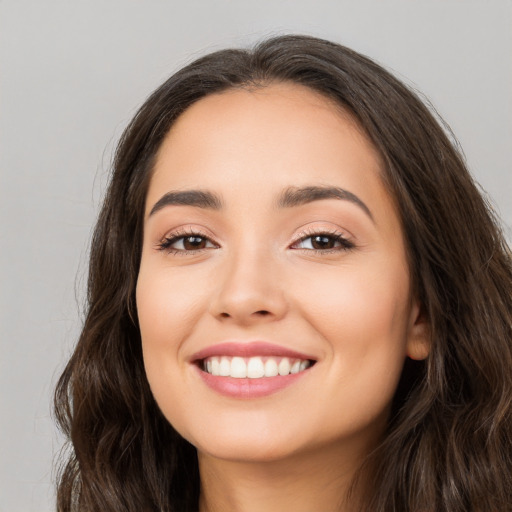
[155,226,220,254]
[292,224,353,242]
[290,226,355,252]
[154,223,355,255]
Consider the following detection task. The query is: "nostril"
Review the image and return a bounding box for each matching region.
[254,310,271,316]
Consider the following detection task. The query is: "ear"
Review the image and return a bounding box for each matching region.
[405,299,431,360]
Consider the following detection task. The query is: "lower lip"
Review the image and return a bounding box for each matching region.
[195,366,311,399]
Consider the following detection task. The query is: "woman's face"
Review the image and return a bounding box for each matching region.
[136,83,428,463]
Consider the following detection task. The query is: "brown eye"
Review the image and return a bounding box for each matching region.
[158,233,217,253]
[182,236,208,250]
[292,232,354,252]
[310,235,337,250]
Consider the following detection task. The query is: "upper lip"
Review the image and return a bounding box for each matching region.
[190,341,317,362]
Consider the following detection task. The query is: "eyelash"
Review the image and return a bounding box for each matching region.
[291,229,355,254]
[156,228,216,255]
[156,228,355,255]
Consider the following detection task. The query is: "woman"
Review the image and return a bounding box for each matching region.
[54,35,512,511]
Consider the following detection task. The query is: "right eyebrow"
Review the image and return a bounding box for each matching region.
[148,190,223,217]
[277,185,374,222]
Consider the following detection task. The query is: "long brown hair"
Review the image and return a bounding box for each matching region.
[54,35,512,511]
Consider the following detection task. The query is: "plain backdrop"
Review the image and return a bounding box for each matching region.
[1,1,511,510]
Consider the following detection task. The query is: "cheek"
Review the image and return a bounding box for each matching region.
[135,263,208,398]
[293,260,411,404]
[136,263,208,346]
[135,263,211,436]
[296,258,410,339]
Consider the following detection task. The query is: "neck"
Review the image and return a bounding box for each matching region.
[198,441,370,512]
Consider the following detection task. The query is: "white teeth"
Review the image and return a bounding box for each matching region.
[264,358,279,377]
[278,358,291,376]
[247,357,265,378]
[219,356,231,376]
[211,357,220,376]
[230,357,247,378]
[290,360,301,374]
[202,355,313,378]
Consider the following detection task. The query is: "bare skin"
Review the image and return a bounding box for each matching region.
[136,83,429,511]
[198,429,377,512]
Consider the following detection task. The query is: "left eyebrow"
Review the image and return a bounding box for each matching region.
[148,189,223,217]
[276,185,374,221]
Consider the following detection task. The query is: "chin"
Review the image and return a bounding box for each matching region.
[197,436,302,463]
[184,418,309,463]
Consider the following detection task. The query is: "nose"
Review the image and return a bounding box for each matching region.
[209,249,288,326]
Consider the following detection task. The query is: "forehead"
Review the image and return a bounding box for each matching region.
[147,83,392,221]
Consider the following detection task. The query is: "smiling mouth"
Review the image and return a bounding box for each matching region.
[199,356,315,379]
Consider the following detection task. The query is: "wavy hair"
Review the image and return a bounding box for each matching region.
[54,35,512,511]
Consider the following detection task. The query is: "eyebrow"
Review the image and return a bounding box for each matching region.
[149,190,223,216]
[148,185,373,221]
[277,185,373,221]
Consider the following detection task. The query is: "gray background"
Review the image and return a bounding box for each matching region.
[1,1,510,510]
